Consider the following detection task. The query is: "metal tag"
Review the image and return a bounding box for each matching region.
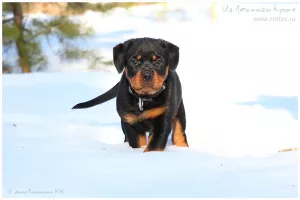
[138,98,143,111]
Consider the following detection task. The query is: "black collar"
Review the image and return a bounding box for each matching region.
[128,83,166,111]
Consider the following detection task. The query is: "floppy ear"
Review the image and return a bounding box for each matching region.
[113,43,125,73]
[164,41,179,71]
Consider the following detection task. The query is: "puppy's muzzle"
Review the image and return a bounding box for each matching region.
[141,69,154,82]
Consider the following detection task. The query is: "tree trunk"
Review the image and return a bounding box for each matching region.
[12,3,31,73]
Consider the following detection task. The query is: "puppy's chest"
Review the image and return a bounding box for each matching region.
[122,102,167,126]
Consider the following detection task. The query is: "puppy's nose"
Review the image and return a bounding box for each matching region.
[142,70,153,81]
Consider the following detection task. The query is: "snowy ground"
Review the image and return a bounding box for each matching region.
[2,2,299,198]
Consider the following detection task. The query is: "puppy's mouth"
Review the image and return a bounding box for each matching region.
[127,69,166,96]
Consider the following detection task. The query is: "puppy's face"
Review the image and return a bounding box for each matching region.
[113,38,179,95]
[124,41,169,95]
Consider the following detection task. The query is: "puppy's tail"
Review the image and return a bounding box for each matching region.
[72,82,119,109]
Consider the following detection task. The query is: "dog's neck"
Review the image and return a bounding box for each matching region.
[128,83,166,111]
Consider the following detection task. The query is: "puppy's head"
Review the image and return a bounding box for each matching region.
[113,37,179,95]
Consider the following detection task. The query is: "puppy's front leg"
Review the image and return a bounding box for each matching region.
[144,114,172,152]
[121,121,146,148]
[121,121,139,148]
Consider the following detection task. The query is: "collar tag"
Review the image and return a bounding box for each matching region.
[138,98,143,111]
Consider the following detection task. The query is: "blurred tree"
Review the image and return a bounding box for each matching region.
[2,2,155,73]
[2,2,99,73]
[66,2,137,14]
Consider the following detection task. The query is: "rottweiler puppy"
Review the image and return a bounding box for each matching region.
[72,37,188,152]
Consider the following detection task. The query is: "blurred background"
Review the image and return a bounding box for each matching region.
[2,2,230,73]
[2,2,299,97]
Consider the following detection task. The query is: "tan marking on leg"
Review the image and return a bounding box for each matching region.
[172,117,188,147]
[143,132,164,152]
[148,132,153,143]
[137,133,147,147]
[144,132,153,152]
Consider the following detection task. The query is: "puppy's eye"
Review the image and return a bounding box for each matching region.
[155,58,162,64]
[131,59,139,66]
[152,55,162,65]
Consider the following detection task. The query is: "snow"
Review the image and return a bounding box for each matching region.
[2,2,299,198]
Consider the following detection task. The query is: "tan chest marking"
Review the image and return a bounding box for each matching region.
[123,106,167,125]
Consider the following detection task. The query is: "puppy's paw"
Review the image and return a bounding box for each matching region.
[143,146,164,153]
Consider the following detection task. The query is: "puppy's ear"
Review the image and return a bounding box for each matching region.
[113,43,125,73]
[161,40,179,71]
